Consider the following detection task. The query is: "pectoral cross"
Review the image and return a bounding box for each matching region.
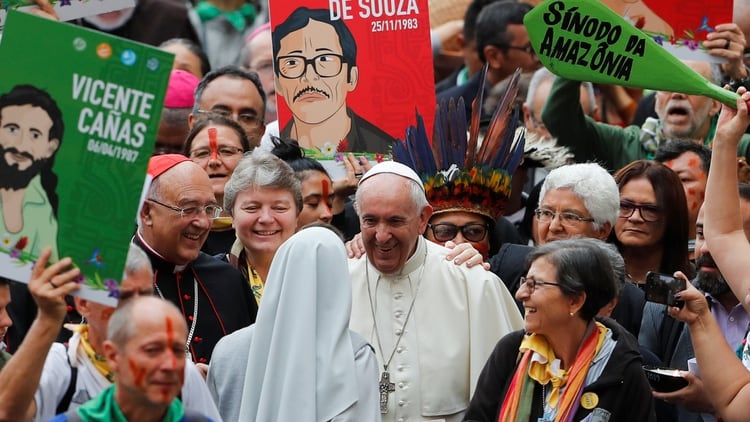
[379,371,396,414]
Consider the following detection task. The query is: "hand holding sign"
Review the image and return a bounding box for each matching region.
[523,0,740,107]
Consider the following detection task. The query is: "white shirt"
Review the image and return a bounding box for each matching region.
[349,237,523,422]
[33,340,221,421]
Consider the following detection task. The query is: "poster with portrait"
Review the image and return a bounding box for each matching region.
[0,0,135,29]
[268,0,435,168]
[0,11,172,306]
[600,0,732,62]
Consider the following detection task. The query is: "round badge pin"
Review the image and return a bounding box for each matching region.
[580,392,598,409]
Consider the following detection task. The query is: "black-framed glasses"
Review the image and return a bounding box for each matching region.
[534,208,595,226]
[195,109,264,129]
[619,200,661,222]
[146,198,223,219]
[519,276,560,293]
[276,53,344,79]
[427,222,489,243]
[189,146,244,162]
[505,44,535,56]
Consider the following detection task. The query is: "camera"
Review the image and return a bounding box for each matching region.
[645,272,686,307]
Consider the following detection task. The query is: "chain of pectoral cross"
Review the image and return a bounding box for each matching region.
[365,248,427,414]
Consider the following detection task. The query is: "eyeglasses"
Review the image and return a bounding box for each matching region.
[146,198,223,219]
[189,146,244,162]
[276,53,344,79]
[519,276,560,293]
[534,208,595,226]
[619,200,661,222]
[505,44,535,56]
[427,222,489,243]
[118,287,155,301]
[195,109,264,129]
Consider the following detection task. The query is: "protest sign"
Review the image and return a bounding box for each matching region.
[600,0,732,62]
[0,0,135,29]
[0,11,172,305]
[523,0,738,106]
[268,0,435,170]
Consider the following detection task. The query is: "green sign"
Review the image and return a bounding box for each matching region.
[0,11,172,305]
[523,0,738,106]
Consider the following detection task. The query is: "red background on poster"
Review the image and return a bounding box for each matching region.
[641,0,732,41]
[268,0,436,148]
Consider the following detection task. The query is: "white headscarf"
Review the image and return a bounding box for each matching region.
[237,226,358,421]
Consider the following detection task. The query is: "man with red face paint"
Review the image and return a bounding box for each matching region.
[0,245,221,422]
[654,140,711,260]
[51,296,215,421]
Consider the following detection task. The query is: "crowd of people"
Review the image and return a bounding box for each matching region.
[3,0,750,421]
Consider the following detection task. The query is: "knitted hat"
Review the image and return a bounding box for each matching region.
[164,69,200,108]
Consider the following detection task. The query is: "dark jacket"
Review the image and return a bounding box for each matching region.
[77,0,199,47]
[464,318,656,422]
[280,107,395,154]
[133,234,256,363]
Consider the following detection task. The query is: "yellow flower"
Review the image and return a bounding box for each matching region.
[1,233,10,247]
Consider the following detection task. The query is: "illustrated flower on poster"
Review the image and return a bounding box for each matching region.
[1,236,35,264]
[640,15,717,53]
[320,142,337,158]
[104,278,120,299]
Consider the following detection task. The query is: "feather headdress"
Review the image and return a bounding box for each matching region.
[392,67,526,221]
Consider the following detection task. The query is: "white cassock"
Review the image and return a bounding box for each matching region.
[349,236,523,422]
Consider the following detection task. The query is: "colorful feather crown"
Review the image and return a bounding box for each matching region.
[393,67,526,221]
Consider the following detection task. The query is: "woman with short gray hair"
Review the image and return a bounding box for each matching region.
[224,150,301,305]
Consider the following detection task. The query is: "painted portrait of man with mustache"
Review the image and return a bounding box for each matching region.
[0,85,63,261]
[273,7,395,154]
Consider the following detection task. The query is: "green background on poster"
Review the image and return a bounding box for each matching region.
[0,11,172,304]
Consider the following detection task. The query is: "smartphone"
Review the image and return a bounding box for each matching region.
[645,272,686,307]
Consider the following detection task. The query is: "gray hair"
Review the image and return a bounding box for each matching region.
[125,244,152,279]
[527,238,617,321]
[526,68,596,116]
[223,150,302,214]
[709,63,723,85]
[539,163,619,229]
[354,174,429,216]
[107,296,181,349]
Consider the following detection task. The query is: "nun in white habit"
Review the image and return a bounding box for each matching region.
[207,225,381,422]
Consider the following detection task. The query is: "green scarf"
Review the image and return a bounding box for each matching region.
[194,1,257,32]
[76,386,185,422]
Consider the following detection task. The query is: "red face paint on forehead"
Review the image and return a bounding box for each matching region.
[208,127,218,160]
[687,157,699,168]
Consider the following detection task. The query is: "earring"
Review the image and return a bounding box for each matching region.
[569,312,574,317]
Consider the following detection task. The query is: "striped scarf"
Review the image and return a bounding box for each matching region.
[498,321,608,422]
